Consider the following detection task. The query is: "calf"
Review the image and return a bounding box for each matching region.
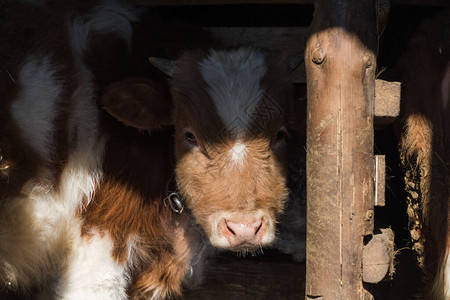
[0,1,295,299]
[397,9,450,299]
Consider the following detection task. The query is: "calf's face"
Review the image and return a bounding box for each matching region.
[102,48,294,252]
[172,49,292,251]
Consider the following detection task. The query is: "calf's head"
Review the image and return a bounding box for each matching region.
[103,48,295,252]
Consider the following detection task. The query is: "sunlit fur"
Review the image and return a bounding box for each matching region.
[172,48,293,252]
[397,10,450,299]
[176,137,288,250]
[0,0,134,295]
[0,1,294,299]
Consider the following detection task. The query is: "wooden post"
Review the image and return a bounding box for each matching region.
[305,0,377,299]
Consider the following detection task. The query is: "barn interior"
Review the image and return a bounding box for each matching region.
[2,1,449,299]
[150,3,443,299]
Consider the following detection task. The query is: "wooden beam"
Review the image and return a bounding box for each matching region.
[207,26,308,82]
[389,0,448,5]
[374,155,386,207]
[207,27,307,56]
[207,27,401,123]
[184,253,305,299]
[305,0,377,299]
[374,79,401,125]
[374,80,401,118]
[132,0,448,6]
[132,0,314,5]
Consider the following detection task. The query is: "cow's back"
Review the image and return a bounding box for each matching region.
[0,0,141,291]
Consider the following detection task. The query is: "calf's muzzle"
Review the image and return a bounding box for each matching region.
[219,217,268,250]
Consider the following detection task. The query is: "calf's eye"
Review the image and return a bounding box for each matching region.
[276,130,286,141]
[185,131,197,145]
[275,127,289,142]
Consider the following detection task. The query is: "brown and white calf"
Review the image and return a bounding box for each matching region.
[397,9,450,299]
[0,1,295,299]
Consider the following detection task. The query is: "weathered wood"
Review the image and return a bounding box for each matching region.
[207,26,309,82]
[374,79,401,124]
[362,228,394,283]
[207,27,400,123]
[132,0,449,6]
[207,27,308,54]
[305,0,377,299]
[184,253,305,299]
[389,0,448,5]
[133,0,314,5]
[374,155,386,207]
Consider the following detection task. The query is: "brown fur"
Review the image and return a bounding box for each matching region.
[166,50,293,251]
[176,137,288,237]
[79,110,202,298]
[0,1,78,201]
[0,1,194,296]
[1,1,294,298]
[98,47,294,294]
[397,9,450,299]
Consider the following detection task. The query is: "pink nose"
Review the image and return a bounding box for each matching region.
[220,218,266,248]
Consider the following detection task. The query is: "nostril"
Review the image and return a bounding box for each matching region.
[226,223,236,236]
[254,221,263,235]
[225,219,264,239]
[215,216,273,249]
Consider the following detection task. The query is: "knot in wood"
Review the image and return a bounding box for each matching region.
[312,47,325,65]
[364,210,374,221]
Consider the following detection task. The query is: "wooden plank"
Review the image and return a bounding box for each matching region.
[305,0,377,299]
[207,27,307,55]
[374,79,401,118]
[184,253,305,299]
[132,0,448,6]
[133,0,314,5]
[389,0,448,5]
[208,27,401,123]
[207,26,401,121]
[207,26,308,82]
[374,155,386,207]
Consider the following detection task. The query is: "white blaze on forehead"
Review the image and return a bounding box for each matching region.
[199,48,267,131]
[445,245,450,299]
[229,142,247,165]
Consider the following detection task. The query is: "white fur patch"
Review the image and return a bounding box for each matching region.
[199,48,267,131]
[0,62,104,289]
[0,149,102,290]
[0,191,65,290]
[11,56,62,162]
[56,227,133,300]
[69,0,140,57]
[444,247,450,299]
[229,142,247,165]
[3,16,105,289]
[64,64,105,211]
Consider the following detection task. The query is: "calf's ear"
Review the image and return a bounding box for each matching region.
[102,77,173,131]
